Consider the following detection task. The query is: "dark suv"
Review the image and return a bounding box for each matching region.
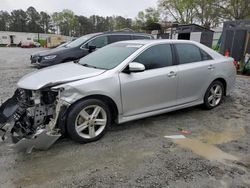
[31,32,154,67]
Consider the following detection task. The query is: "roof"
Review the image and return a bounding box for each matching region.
[176,24,214,32]
[98,31,153,36]
[117,39,201,45]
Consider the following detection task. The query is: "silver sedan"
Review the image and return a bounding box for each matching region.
[0,40,236,151]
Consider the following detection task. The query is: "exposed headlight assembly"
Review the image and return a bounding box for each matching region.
[44,55,57,60]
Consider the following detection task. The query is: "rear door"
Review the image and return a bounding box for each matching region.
[119,43,178,116]
[174,43,215,105]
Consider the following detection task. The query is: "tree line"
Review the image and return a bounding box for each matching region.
[159,0,250,28]
[0,0,249,36]
[0,7,137,36]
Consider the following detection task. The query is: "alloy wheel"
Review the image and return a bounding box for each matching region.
[75,105,107,139]
[207,84,223,107]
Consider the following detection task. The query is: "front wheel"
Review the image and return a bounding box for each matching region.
[204,81,224,109]
[67,99,112,143]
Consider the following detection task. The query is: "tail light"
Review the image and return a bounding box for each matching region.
[231,59,239,70]
[224,49,230,57]
[233,60,237,66]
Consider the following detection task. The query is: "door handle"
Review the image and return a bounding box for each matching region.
[208,65,215,70]
[167,71,177,77]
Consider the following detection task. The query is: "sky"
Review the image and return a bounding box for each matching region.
[1,0,158,18]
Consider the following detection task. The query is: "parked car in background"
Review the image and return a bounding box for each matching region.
[30,31,154,68]
[0,40,236,151]
[33,42,41,48]
[55,41,71,48]
[20,41,32,48]
[21,41,41,48]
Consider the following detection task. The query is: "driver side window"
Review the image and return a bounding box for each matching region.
[87,36,108,48]
[133,44,173,70]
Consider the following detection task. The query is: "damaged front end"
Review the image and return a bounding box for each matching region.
[0,88,67,152]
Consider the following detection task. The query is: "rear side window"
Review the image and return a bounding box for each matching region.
[133,44,173,70]
[133,35,151,40]
[175,43,212,64]
[175,44,202,64]
[200,49,213,60]
[108,35,131,44]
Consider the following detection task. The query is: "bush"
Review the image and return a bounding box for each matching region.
[0,44,17,47]
[35,39,47,47]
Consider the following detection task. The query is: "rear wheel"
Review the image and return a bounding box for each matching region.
[67,99,111,143]
[204,81,224,109]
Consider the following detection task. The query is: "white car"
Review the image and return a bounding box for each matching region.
[0,40,236,151]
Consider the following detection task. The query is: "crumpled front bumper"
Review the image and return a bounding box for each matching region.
[13,129,61,153]
[0,92,63,153]
[0,92,19,125]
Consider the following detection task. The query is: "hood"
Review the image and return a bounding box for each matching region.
[32,47,70,57]
[17,62,106,90]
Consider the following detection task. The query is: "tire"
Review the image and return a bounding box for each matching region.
[66,99,111,143]
[203,80,225,109]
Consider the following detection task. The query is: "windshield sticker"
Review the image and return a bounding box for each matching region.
[126,45,143,48]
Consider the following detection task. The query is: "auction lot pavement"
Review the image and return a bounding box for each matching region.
[0,48,250,188]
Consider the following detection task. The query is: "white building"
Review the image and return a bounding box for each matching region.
[0,31,73,46]
[0,31,35,45]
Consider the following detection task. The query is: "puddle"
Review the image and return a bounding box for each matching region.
[175,138,238,161]
[198,127,246,145]
[170,127,246,162]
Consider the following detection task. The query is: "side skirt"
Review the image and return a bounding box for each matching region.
[118,100,203,124]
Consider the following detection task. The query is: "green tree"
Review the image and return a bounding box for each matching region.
[75,15,94,36]
[134,7,160,31]
[113,16,132,30]
[158,0,196,24]
[133,11,146,31]
[95,15,109,32]
[9,9,28,32]
[57,9,76,36]
[105,16,115,31]
[26,6,42,33]
[51,10,76,36]
[218,0,250,20]
[193,0,221,28]
[0,11,11,31]
[51,12,60,34]
[40,11,52,33]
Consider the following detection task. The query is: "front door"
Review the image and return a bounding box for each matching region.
[119,43,178,116]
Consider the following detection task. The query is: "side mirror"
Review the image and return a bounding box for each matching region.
[124,62,145,73]
[88,45,96,52]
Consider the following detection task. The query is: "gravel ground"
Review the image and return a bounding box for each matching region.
[0,48,250,188]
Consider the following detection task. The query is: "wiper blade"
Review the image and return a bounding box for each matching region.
[81,64,97,69]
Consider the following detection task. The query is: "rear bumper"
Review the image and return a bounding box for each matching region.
[226,75,236,96]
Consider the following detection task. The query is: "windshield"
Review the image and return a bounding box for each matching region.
[66,33,98,48]
[78,43,143,70]
[56,42,69,48]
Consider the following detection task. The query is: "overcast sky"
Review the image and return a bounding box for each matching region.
[1,0,158,18]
